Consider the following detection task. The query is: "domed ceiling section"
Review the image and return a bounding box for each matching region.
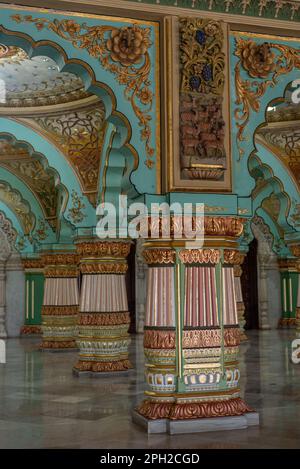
[0,44,91,107]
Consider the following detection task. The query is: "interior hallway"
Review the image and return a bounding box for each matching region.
[0,330,299,449]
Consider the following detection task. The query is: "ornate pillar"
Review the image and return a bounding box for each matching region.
[135,238,147,333]
[133,217,258,434]
[257,253,271,330]
[233,254,247,341]
[73,239,132,375]
[0,259,6,338]
[278,258,298,328]
[40,251,79,351]
[21,258,44,335]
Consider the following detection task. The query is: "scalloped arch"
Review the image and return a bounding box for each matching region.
[0,25,140,204]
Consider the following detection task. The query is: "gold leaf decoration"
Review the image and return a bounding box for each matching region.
[67,189,86,224]
[234,36,300,160]
[11,15,155,169]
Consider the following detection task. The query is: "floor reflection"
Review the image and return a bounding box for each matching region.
[0,330,299,448]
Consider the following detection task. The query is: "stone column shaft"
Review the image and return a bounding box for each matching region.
[0,261,6,338]
[73,240,132,375]
[134,216,257,433]
[40,252,79,350]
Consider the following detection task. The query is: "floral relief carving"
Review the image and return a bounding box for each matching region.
[234,35,300,160]
[11,15,156,169]
[67,190,86,224]
[179,18,227,181]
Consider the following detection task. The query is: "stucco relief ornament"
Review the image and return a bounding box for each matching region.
[11,15,155,169]
[234,37,300,160]
[67,189,86,224]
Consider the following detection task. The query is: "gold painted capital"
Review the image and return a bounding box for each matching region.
[224,250,246,266]
[179,248,220,265]
[44,266,79,278]
[143,248,176,265]
[42,253,79,267]
[278,257,299,271]
[22,258,44,270]
[76,240,131,259]
[80,262,128,274]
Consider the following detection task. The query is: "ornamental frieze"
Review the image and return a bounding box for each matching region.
[141,216,245,238]
[76,241,131,259]
[41,252,79,266]
[143,329,176,349]
[80,262,128,274]
[179,248,220,265]
[126,0,300,23]
[78,312,130,326]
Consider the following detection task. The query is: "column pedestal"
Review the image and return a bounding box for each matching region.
[40,252,79,351]
[73,240,133,376]
[0,261,7,338]
[134,217,258,434]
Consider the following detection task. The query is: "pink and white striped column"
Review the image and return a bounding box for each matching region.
[40,252,79,351]
[73,240,132,375]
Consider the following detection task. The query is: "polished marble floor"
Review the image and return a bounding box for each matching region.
[0,330,299,448]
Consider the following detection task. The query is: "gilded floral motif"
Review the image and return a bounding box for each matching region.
[234,35,300,159]
[11,15,155,169]
[67,190,86,224]
[240,41,275,78]
[106,26,150,66]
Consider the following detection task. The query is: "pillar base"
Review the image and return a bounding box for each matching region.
[278,318,296,328]
[72,359,133,374]
[39,340,78,351]
[132,410,259,434]
[21,325,42,335]
[136,397,253,420]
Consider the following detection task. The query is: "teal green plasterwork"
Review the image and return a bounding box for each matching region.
[0,119,95,228]
[0,6,160,195]
[230,32,300,201]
